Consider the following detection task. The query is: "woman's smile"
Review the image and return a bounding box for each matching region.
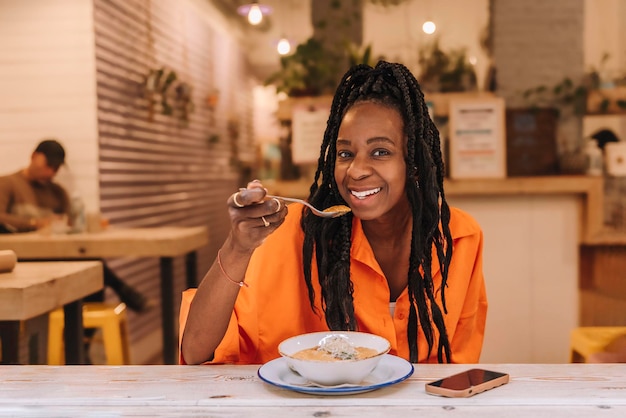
[350,187,381,200]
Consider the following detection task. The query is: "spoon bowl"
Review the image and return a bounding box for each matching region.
[266,195,350,218]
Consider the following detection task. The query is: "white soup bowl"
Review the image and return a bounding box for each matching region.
[278,331,391,386]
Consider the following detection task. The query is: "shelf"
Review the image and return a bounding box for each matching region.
[275,92,498,121]
[586,87,626,115]
[265,175,620,244]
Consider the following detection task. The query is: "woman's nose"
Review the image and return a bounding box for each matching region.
[347,156,371,179]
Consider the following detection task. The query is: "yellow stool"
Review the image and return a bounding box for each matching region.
[48,302,130,365]
[570,327,626,363]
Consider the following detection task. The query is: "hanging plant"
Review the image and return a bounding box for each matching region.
[174,82,195,124]
[141,67,195,125]
[265,38,380,97]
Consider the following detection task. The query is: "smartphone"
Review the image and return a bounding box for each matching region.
[425,368,509,398]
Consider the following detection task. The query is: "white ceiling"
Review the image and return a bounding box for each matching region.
[208,0,314,81]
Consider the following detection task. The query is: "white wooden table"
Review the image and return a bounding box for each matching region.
[0,261,103,365]
[0,226,208,364]
[0,364,623,417]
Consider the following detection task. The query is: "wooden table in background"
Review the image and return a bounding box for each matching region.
[0,261,103,365]
[0,226,208,364]
[0,363,623,416]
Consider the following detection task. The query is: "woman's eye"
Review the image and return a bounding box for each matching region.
[373,149,390,157]
[337,150,352,159]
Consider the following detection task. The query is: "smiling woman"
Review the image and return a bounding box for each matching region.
[180,61,487,367]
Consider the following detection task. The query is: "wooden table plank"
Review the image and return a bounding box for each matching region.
[0,261,103,320]
[0,226,208,258]
[0,364,623,417]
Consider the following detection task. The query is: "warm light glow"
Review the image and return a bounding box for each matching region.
[422,21,436,34]
[237,3,272,27]
[277,38,291,55]
[469,55,477,66]
[248,4,263,25]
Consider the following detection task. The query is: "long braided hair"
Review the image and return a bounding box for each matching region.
[300,61,453,363]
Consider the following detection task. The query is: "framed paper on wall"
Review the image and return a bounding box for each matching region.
[448,97,507,179]
[291,103,331,164]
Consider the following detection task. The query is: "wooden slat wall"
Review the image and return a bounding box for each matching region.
[93,0,253,363]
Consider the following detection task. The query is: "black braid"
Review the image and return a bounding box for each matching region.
[301,61,452,363]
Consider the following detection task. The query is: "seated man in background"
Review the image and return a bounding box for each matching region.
[0,139,150,314]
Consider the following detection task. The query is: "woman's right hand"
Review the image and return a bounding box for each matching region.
[183,178,288,364]
[227,180,287,253]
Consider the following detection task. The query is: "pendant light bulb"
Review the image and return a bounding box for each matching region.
[422,20,436,34]
[248,3,263,25]
[277,38,291,55]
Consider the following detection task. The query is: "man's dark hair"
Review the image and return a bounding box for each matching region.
[34,139,65,170]
[300,61,453,363]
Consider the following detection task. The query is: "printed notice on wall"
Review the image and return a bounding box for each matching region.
[448,97,506,179]
[292,104,330,164]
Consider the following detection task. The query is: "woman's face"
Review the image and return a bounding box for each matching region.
[334,101,408,221]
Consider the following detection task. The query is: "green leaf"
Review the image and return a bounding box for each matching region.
[573,86,587,97]
[562,78,573,89]
[161,71,178,93]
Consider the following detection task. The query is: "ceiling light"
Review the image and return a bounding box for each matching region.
[277,37,291,55]
[422,21,436,34]
[237,2,272,26]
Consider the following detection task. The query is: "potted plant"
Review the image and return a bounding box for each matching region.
[417,38,478,93]
[265,38,377,97]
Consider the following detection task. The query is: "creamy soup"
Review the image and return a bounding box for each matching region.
[292,336,378,361]
[293,345,378,361]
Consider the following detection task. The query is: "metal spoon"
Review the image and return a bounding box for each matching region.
[266,195,351,218]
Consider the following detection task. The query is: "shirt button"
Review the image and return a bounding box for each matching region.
[397,313,405,320]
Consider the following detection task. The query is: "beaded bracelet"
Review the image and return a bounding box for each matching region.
[217,249,248,288]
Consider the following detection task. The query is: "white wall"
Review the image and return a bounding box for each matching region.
[0,0,100,211]
[584,0,626,76]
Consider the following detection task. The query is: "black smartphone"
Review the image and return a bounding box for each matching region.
[425,368,509,398]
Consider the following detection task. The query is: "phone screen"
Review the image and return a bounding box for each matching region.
[429,369,507,390]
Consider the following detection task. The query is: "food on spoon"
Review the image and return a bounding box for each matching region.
[292,335,378,361]
[323,205,351,214]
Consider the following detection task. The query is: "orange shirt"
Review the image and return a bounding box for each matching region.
[180,204,487,364]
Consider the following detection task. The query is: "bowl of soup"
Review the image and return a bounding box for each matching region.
[278,331,391,386]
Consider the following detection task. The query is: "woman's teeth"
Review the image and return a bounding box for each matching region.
[351,188,381,200]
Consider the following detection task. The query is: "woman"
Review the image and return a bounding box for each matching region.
[181,61,487,365]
